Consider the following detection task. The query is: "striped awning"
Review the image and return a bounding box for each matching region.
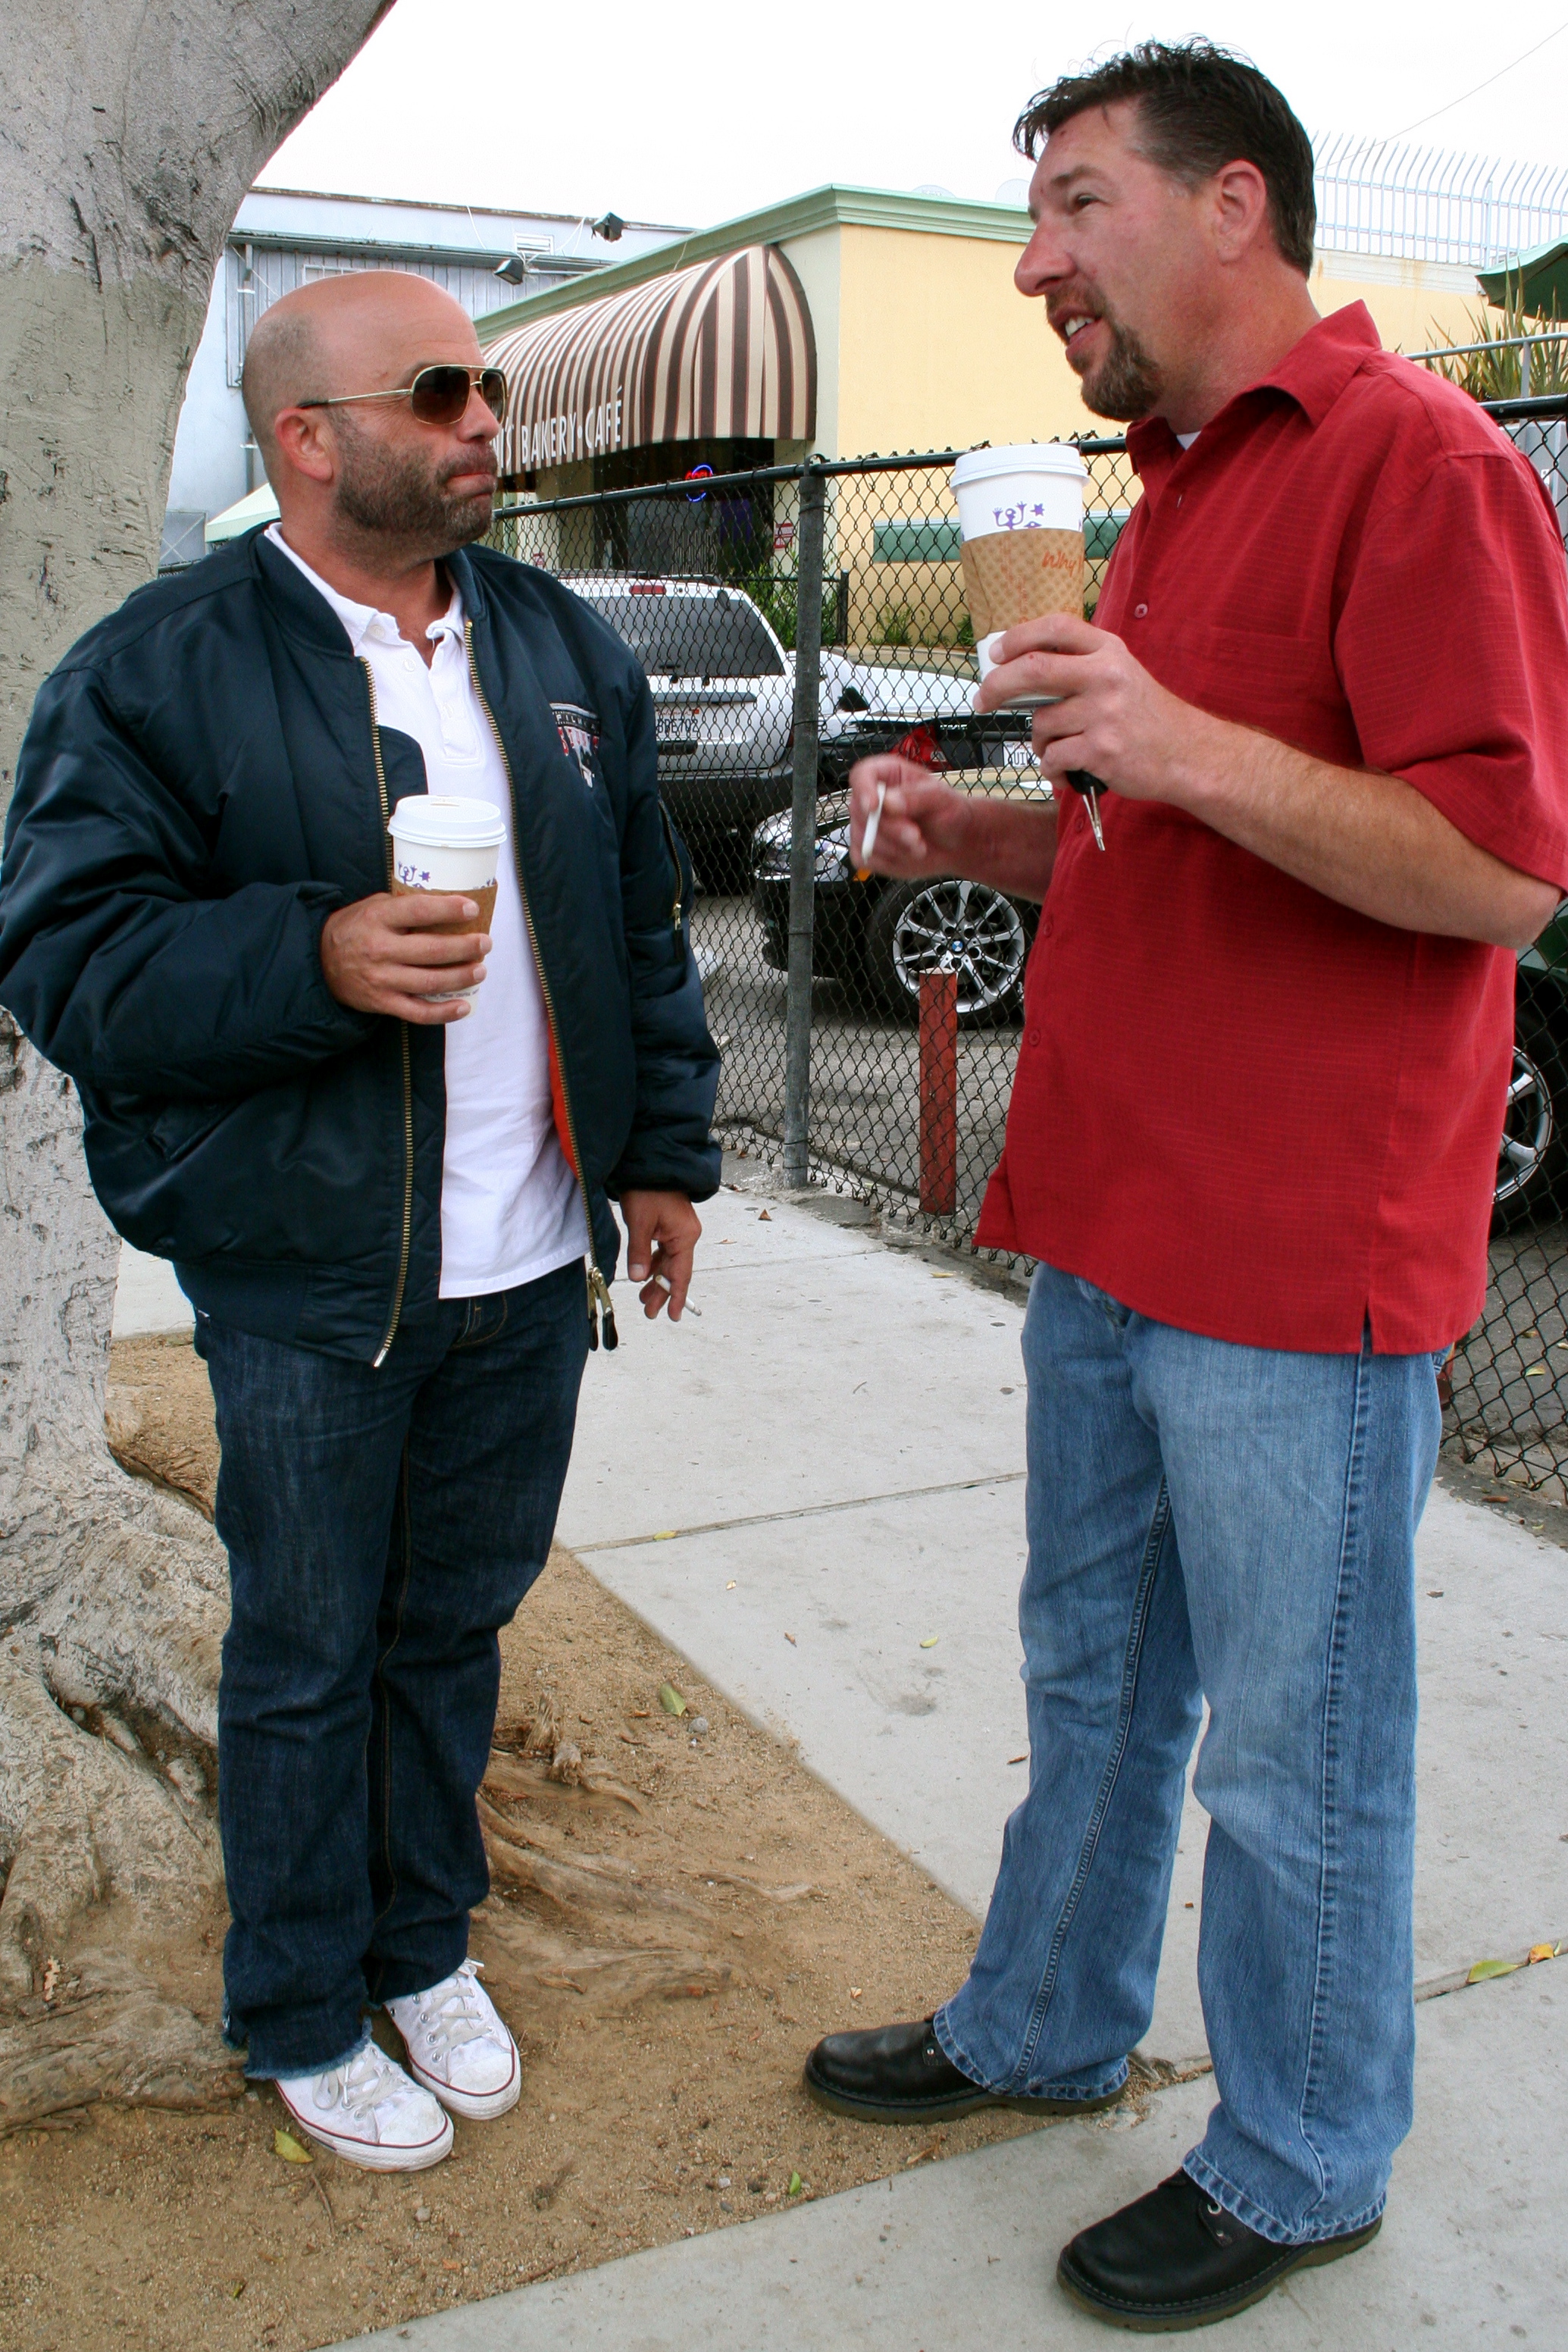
[483,243,815,474]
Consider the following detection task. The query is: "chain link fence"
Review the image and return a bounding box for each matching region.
[490,400,1568,1497]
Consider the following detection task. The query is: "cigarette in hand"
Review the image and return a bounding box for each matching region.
[856,781,887,882]
[649,1274,701,1317]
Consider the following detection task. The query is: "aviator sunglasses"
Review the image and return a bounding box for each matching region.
[298,364,509,427]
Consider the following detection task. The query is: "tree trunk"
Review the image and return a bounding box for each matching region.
[0,0,396,2129]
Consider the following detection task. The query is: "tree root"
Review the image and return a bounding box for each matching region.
[0,1966,241,2134]
[2,1419,227,2127]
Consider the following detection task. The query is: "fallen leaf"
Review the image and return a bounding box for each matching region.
[1466,1959,1520,1983]
[758,1210,771,1221]
[631,1708,650,1718]
[274,2128,312,2165]
[784,1631,797,1646]
[919,1636,939,1649]
[1008,1752,1028,1765]
[726,1580,737,1589]
[658,1683,687,1717]
[850,1986,862,1999]
[653,1530,678,1542]
[1526,1943,1560,1963]
[787,2171,803,2196]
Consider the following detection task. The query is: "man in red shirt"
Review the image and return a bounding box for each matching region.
[803,40,1568,2332]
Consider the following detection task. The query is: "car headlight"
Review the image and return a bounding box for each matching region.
[752,832,850,882]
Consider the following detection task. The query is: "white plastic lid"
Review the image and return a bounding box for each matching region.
[950,442,1088,487]
[387,794,505,848]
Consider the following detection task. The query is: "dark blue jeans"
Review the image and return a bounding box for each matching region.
[198,1262,589,2078]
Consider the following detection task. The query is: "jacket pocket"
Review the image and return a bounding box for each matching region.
[148,1100,229,1164]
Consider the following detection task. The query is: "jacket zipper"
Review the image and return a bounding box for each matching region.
[465,620,618,1351]
[658,801,685,934]
[361,659,415,1369]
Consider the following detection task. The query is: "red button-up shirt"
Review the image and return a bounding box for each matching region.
[977,304,1568,1353]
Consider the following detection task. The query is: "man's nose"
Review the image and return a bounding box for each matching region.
[1016,222,1072,299]
[462,385,501,440]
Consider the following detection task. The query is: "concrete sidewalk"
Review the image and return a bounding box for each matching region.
[556,1169,1567,2062]
[356,1960,1561,2350]
[114,1170,1567,2344]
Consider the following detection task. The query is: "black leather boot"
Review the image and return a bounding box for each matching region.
[1058,2168,1382,2330]
[803,2016,1125,2125]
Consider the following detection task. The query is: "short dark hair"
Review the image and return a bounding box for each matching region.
[1014,39,1316,277]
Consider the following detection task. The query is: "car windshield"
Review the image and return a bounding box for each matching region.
[585,590,784,679]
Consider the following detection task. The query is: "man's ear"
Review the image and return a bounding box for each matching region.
[1210,158,1271,264]
[271,407,339,487]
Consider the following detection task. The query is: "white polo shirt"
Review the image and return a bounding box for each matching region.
[268,525,587,1298]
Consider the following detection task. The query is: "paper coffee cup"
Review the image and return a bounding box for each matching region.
[951,444,1088,700]
[387,795,505,1001]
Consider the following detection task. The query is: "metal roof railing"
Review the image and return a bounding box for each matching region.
[1313,131,1568,269]
[1404,329,1568,396]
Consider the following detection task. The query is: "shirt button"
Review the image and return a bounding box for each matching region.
[1041,916,1054,937]
[1026,1027,1041,1047]
[1134,602,1148,618]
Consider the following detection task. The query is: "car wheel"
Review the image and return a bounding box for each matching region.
[865,878,1029,1023]
[1493,988,1568,1231]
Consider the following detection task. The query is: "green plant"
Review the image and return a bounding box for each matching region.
[878,603,914,648]
[1422,279,1568,401]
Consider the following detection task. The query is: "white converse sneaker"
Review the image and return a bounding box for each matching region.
[387,1959,521,2121]
[274,2040,452,2171]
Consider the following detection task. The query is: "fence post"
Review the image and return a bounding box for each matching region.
[919,970,959,1215]
[783,465,826,1189]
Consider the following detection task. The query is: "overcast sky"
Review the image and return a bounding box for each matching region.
[261,2,1568,229]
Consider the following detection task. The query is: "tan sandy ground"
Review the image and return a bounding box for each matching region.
[2,1337,1184,2352]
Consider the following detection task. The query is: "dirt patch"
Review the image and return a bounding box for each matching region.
[3,1336,1164,2352]
[105,1329,225,1517]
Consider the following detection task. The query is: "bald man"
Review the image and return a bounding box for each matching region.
[0,272,719,2171]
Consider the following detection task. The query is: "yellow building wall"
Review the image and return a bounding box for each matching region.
[1310,253,1487,358]
[830,221,1081,456]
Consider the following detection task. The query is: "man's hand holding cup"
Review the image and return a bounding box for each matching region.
[977,609,1206,812]
[321,891,493,1024]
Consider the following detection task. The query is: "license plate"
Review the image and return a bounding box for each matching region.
[656,706,701,741]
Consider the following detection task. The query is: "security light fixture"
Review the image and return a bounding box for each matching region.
[593,212,625,243]
[493,252,530,285]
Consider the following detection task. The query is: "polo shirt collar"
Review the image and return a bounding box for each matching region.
[264,521,463,654]
[1127,302,1383,471]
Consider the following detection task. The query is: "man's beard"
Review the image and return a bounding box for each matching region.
[1075,312,1164,424]
[333,415,496,551]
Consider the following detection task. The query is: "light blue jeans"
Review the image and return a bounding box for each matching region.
[936,1263,1441,2244]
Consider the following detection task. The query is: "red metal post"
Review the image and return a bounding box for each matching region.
[919,969,959,1216]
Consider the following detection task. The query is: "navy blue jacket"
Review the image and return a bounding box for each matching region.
[0,529,720,1361]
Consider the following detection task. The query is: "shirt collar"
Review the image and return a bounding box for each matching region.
[1126,302,1384,471]
[264,523,462,653]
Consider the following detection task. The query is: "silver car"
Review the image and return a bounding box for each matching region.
[565,575,977,845]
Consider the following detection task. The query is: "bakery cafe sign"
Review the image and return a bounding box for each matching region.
[517,393,625,469]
